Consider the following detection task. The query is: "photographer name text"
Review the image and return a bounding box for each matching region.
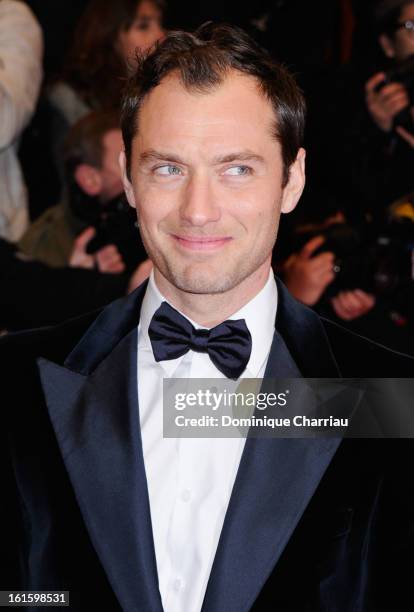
[174,415,349,429]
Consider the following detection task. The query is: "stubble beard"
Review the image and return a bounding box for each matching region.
[148,243,275,295]
[140,215,280,296]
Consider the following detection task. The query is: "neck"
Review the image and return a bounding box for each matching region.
[153,259,272,328]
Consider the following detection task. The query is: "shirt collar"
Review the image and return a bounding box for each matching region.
[138,269,277,378]
[230,269,277,376]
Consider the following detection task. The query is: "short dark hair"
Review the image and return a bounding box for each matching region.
[121,22,306,186]
[374,0,414,36]
[63,110,120,176]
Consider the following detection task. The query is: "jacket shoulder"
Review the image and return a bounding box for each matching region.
[321,317,414,377]
[0,308,102,368]
[0,280,148,374]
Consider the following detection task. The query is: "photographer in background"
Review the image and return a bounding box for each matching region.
[281,236,376,321]
[351,0,414,216]
[277,202,414,355]
[278,210,377,322]
[366,0,414,132]
[19,110,147,273]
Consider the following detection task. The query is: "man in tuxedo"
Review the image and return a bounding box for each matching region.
[2,22,414,612]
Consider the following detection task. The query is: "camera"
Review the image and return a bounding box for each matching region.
[290,217,414,298]
[84,193,148,273]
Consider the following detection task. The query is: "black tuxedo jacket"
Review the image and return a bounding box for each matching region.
[2,278,414,611]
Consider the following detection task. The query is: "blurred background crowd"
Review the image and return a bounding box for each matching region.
[1,0,413,355]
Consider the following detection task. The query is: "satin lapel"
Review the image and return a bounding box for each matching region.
[202,282,342,612]
[37,326,163,612]
[274,278,342,378]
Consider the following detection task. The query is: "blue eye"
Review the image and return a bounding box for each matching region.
[154,165,182,176]
[224,166,251,176]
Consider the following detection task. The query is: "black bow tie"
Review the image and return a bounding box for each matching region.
[148,301,252,379]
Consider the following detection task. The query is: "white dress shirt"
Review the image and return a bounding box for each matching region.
[137,270,278,612]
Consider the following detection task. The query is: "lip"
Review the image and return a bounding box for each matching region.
[171,234,233,251]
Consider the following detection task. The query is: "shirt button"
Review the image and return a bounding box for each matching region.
[181,489,191,502]
[173,578,183,591]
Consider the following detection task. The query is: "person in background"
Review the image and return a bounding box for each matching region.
[18,111,144,270]
[48,0,165,182]
[280,232,376,321]
[0,0,43,241]
[276,205,414,355]
[365,0,414,133]
[349,0,414,216]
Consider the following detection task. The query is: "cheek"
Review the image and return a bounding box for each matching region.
[226,184,281,231]
[395,33,414,58]
[130,31,144,49]
[136,188,175,229]
[120,31,144,58]
[128,29,159,54]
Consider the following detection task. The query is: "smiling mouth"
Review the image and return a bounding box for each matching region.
[171,234,233,251]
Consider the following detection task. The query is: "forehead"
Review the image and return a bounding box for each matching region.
[135,0,161,18]
[400,2,414,18]
[134,71,279,158]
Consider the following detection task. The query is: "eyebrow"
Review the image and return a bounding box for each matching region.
[213,152,265,164]
[138,150,265,165]
[139,150,185,165]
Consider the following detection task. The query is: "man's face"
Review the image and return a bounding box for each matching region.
[121,71,305,295]
[382,3,414,60]
[99,129,124,202]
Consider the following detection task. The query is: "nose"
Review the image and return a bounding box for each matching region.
[179,174,221,227]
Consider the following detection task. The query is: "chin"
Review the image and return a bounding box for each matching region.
[152,246,267,295]
[166,263,246,295]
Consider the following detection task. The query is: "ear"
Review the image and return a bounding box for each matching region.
[379,34,396,58]
[119,150,137,209]
[281,147,306,214]
[74,164,103,197]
